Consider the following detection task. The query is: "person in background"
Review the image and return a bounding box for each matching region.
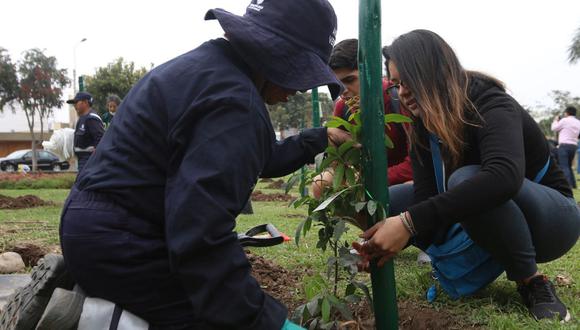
[311,38,413,197]
[355,29,579,322]
[102,94,122,127]
[311,39,429,265]
[551,106,580,188]
[67,92,104,172]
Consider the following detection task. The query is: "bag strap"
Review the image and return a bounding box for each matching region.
[429,134,446,194]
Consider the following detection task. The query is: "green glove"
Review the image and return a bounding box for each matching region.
[282,319,305,330]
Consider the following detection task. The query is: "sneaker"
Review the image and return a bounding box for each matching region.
[35,288,84,330]
[517,275,571,322]
[0,254,68,330]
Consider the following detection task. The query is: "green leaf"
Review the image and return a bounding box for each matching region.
[326,146,339,157]
[354,201,367,213]
[384,113,413,123]
[285,172,301,194]
[303,216,312,236]
[367,200,377,216]
[344,148,361,166]
[352,281,374,312]
[304,275,327,300]
[306,297,320,317]
[327,295,352,320]
[332,220,346,241]
[338,140,355,156]
[321,297,331,322]
[345,283,356,296]
[312,186,357,213]
[345,167,356,186]
[332,164,345,190]
[325,116,353,132]
[319,155,336,170]
[295,218,306,246]
[384,135,394,149]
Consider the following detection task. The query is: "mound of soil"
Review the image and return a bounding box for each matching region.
[266,179,285,189]
[7,243,48,267]
[251,190,293,202]
[0,194,52,209]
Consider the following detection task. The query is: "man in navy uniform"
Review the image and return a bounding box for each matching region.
[66,91,104,172]
[55,1,347,329]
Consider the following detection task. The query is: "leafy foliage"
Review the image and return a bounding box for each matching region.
[569,26,580,64]
[289,98,411,328]
[268,92,334,137]
[85,57,150,116]
[10,48,69,171]
[0,47,19,111]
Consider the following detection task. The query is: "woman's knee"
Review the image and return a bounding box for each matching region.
[388,183,414,215]
[448,165,480,189]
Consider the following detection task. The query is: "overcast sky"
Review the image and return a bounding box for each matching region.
[1,0,579,116]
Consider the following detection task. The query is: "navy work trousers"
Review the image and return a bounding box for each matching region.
[389,165,580,281]
[60,187,197,329]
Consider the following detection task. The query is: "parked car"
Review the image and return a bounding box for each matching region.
[0,149,70,172]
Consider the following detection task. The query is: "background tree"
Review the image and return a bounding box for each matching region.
[0,47,19,111]
[569,25,580,64]
[17,48,69,171]
[268,91,334,138]
[536,90,580,138]
[85,57,150,116]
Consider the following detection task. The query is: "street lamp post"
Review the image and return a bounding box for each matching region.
[73,38,87,95]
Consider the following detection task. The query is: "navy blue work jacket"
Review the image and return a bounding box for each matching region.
[75,38,327,328]
[74,110,104,151]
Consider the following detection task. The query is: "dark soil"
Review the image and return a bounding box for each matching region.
[248,251,482,329]
[260,178,273,183]
[7,243,48,267]
[0,194,52,209]
[266,179,285,189]
[247,251,306,311]
[251,190,293,202]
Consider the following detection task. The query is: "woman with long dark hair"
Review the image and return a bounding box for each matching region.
[355,29,579,322]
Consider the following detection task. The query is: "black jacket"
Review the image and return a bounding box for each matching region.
[74,110,104,152]
[75,39,327,328]
[407,76,572,246]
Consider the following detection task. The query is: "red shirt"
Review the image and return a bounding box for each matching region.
[333,79,413,185]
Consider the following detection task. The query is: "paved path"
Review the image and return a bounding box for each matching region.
[0,274,30,311]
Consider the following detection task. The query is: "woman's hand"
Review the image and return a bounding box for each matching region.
[352,215,412,267]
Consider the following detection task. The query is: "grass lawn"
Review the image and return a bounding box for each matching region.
[0,181,578,329]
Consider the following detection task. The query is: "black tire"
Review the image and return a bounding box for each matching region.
[5,164,15,172]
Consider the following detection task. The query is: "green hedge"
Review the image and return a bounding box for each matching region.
[0,173,76,189]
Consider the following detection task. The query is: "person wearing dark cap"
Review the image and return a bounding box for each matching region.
[6,1,347,329]
[66,91,105,172]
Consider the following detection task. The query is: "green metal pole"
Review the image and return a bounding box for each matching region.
[300,100,308,197]
[358,0,398,329]
[312,88,320,128]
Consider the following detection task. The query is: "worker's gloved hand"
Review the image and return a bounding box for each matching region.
[282,319,306,330]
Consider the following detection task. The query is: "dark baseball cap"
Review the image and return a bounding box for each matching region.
[205,0,343,99]
[66,92,93,104]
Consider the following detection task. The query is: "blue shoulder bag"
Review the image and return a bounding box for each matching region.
[425,134,549,299]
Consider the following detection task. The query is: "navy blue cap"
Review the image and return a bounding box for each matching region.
[205,0,343,100]
[66,92,93,104]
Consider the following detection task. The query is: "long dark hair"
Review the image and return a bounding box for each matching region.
[385,30,503,167]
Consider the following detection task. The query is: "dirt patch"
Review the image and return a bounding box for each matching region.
[0,194,52,209]
[7,243,49,267]
[248,251,481,329]
[346,298,482,330]
[251,190,293,202]
[247,251,306,311]
[260,178,273,183]
[266,179,285,189]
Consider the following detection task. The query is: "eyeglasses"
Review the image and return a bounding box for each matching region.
[386,80,407,101]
